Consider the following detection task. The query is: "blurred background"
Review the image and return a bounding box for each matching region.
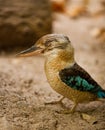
[0,0,52,50]
[0,0,105,129]
[0,0,105,51]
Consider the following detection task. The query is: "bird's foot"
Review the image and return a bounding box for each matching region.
[45,97,65,107]
[56,103,77,114]
[57,109,75,114]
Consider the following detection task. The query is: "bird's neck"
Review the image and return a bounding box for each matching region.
[45,50,75,72]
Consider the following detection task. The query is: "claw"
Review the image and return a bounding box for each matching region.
[45,97,65,107]
[55,103,78,114]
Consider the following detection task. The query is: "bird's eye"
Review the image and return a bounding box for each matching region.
[45,39,58,47]
[45,40,52,47]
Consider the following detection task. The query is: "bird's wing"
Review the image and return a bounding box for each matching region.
[59,63,102,94]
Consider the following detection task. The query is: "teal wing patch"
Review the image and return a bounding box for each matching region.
[62,75,95,91]
[59,63,102,95]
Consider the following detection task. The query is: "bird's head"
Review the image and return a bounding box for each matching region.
[17,34,74,61]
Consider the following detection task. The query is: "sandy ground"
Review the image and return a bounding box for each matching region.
[0,1,105,130]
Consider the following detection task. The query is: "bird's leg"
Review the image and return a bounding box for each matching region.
[58,103,78,114]
[45,97,65,107]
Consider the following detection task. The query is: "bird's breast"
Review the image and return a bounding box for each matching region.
[45,58,70,94]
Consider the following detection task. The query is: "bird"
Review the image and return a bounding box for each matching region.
[17,34,105,113]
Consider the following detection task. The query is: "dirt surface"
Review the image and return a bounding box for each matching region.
[0,1,105,130]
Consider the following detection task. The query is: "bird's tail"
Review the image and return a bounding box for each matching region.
[97,89,105,98]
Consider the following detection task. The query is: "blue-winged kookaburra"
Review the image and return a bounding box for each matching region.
[17,34,105,113]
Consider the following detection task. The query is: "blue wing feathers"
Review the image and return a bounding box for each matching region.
[59,63,105,98]
[63,75,101,92]
[97,90,105,98]
[63,75,105,98]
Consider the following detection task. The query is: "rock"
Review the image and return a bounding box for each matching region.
[0,0,52,49]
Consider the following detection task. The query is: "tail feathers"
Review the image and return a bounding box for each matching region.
[97,90,105,98]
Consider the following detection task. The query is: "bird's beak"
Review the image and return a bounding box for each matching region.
[16,45,43,57]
